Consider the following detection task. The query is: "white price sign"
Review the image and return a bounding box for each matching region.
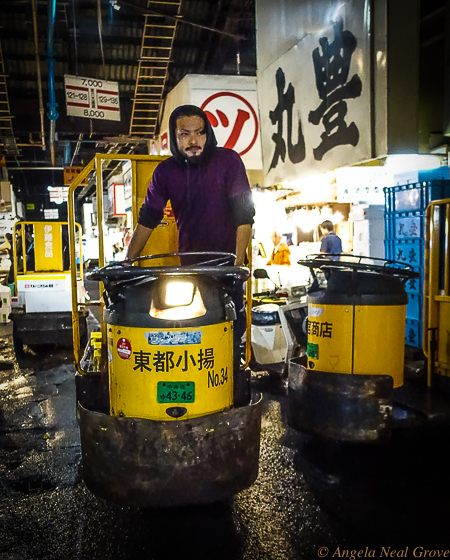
[64,75,121,121]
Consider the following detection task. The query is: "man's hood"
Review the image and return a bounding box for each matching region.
[168,105,217,165]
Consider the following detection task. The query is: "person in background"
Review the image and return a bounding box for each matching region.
[14,225,33,272]
[125,104,255,405]
[112,243,122,259]
[0,233,12,257]
[266,230,291,266]
[0,233,14,283]
[319,220,342,260]
[122,227,132,249]
[26,240,35,271]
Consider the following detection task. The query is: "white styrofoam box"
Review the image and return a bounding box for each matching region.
[0,284,12,308]
[0,182,11,205]
[0,214,16,238]
[17,274,70,293]
[25,291,72,313]
[0,256,11,271]
[352,219,385,260]
[17,273,72,313]
[0,303,11,323]
[349,204,385,222]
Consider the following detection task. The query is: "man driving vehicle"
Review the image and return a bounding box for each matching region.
[125,104,255,404]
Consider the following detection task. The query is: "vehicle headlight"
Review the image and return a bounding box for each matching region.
[150,281,206,320]
[165,281,194,306]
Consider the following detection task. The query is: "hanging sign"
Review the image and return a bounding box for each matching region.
[48,186,69,204]
[194,89,262,170]
[258,0,371,184]
[34,222,63,271]
[64,166,89,186]
[64,75,121,122]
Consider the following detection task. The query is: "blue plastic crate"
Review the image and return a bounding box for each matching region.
[405,318,423,349]
[385,212,424,240]
[418,167,450,181]
[384,180,450,213]
[385,238,424,268]
[406,293,423,321]
[404,269,424,295]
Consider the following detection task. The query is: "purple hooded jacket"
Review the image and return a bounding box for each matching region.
[138,105,255,256]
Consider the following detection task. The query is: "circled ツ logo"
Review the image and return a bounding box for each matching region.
[201,92,259,157]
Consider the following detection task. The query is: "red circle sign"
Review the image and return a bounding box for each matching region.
[201,92,259,157]
[117,338,132,359]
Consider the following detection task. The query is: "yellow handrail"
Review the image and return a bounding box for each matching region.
[68,152,255,376]
[12,219,82,286]
[68,160,95,373]
[423,198,450,385]
[68,153,165,373]
[243,236,253,370]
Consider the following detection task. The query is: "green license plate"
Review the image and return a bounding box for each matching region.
[157,381,195,404]
[307,342,319,359]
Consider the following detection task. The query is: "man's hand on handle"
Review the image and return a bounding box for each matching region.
[124,224,154,263]
[235,224,252,267]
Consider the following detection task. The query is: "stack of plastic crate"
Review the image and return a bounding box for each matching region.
[384,176,450,348]
[0,284,11,323]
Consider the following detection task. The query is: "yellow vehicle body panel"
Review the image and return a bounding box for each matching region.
[437,297,450,377]
[353,305,405,385]
[34,222,64,271]
[134,159,178,267]
[108,321,233,420]
[307,303,353,374]
[307,303,406,388]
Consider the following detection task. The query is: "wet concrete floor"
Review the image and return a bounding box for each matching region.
[1,323,450,559]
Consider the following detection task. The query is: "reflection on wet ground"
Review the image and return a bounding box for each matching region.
[1,328,450,559]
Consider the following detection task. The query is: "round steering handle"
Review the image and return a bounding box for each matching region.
[298,254,421,281]
[87,252,250,283]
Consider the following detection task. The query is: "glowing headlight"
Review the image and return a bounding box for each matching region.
[150,281,206,320]
[165,281,194,306]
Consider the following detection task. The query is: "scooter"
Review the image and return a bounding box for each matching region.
[250,268,309,375]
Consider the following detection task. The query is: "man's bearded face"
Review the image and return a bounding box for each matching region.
[175,115,207,161]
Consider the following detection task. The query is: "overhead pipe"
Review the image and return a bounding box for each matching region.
[46,0,59,166]
[97,0,106,66]
[31,0,46,151]
[64,140,71,166]
[70,133,83,166]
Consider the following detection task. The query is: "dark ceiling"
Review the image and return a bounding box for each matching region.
[0,0,256,169]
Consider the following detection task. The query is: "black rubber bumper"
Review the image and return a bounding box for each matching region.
[77,393,262,508]
[10,309,88,347]
[288,357,394,442]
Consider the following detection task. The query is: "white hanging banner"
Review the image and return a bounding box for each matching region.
[64,75,121,122]
[258,0,371,185]
[157,75,262,170]
[192,90,262,170]
[335,167,392,204]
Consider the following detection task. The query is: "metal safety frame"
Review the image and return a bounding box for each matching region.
[68,153,254,373]
[423,198,450,385]
[12,220,83,291]
[68,154,141,372]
